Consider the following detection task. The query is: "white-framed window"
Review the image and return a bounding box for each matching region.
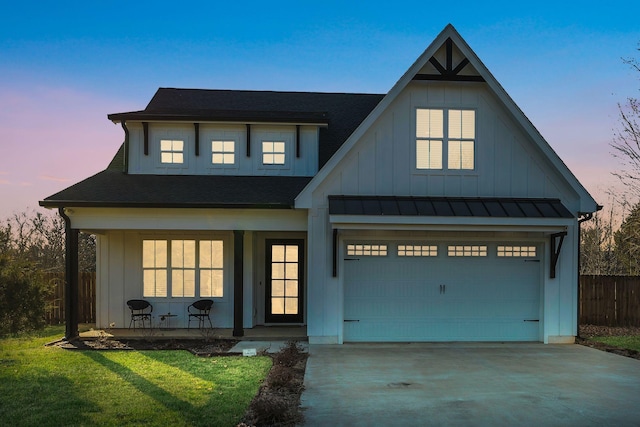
[497,245,537,257]
[142,240,168,297]
[347,244,388,256]
[416,108,475,170]
[143,239,224,298]
[447,245,487,257]
[170,240,196,297]
[160,139,184,164]
[416,109,443,169]
[211,140,235,165]
[262,141,286,165]
[398,244,438,257]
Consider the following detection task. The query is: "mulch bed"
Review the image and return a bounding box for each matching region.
[577,324,640,361]
[52,337,237,355]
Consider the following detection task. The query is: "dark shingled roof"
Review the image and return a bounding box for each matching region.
[41,89,384,209]
[109,88,385,167]
[41,170,312,209]
[328,196,574,218]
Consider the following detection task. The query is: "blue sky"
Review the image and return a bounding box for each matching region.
[1,1,639,218]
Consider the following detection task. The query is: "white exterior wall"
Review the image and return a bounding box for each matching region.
[308,82,580,209]
[305,81,583,344]
[81,208,308,329]
[126,122,319,176]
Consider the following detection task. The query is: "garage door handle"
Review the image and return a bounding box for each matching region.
[344,258,360,261]
[524,319,540,322]
[524,260,540,263]
[344,319,360,322]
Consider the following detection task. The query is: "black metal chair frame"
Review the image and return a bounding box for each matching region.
[127,299,153,330]
[188,299,214,329]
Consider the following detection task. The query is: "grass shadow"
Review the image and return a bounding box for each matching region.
[0,369,96,426]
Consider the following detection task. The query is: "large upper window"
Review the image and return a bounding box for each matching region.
[262,141,286,165]
[160,140,184,164]
[143,239,224,298]
[211,140,235,165]
[416,109,475,170]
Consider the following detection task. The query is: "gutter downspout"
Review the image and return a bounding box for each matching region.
[121,121,129,174]
[576,206,602,339]
[59,207,79,340]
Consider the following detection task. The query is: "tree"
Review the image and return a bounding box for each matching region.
[0,254,50,335]
[0,209,96,335]
[1,210,95,272]
[613,202,640,275]
[611,46,640,198]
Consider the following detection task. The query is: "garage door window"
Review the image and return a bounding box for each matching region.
[398,245,438,257]
[447,245,487,257]
[347,244,388,256]
[497,245,536,257]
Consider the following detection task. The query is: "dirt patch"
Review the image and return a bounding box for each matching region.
[578,324,640,361]
[52,337,237,355]
[240,341,308,427]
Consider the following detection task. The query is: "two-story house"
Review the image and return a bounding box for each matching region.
[41,25,600,344]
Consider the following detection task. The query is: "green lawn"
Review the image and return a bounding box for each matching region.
[591,335,640,352]
[0,326,272,426]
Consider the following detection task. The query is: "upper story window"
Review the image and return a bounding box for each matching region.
[160,139,184,164]
[416,108,475,170]
[262,141,286,165]
[212,140,235,165]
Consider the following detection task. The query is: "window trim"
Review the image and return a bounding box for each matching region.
[159,139,186,165]
[211,139,237,167]
[261,140,287,166]
[142,237,227,299]
[414,107,476,173]
[346,243,388,257]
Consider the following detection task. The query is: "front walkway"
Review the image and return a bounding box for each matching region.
[300,343,640,426]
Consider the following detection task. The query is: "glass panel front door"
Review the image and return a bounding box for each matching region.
[266,240,303,323]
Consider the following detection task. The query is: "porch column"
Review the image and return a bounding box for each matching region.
[233,230,244,337]
[59,208,79,340]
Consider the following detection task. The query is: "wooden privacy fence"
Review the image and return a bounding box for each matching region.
[44,272,96,324]
[580,275,640,327]
[43,273,639,327]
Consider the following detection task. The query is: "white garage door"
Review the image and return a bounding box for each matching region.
[343,241,541,342]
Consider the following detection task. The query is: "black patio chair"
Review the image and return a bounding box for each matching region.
[188,299,214,329]
[126,299,153,329]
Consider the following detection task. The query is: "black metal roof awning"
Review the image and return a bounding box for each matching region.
[328,195,574,218]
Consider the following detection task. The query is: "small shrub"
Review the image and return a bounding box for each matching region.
[267,365,295,389]
[273,340,305,368]
[248,394,290,425]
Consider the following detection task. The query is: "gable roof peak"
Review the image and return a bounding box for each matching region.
[296,24,599,214]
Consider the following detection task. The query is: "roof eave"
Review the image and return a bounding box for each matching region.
[38,200,296,210]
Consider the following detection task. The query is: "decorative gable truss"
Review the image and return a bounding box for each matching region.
[413,38,485,82]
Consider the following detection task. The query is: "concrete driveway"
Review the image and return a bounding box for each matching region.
[300,343,640,426]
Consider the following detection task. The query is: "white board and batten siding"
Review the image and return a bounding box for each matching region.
[304,82,582,344]
[126,122,319,177]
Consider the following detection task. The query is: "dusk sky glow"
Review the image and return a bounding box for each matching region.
[1,1,639,219]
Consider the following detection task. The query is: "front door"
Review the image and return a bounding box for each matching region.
[265,239,304,323]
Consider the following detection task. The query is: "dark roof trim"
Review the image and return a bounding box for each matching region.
[108,110,329,124]
[39,200,294,210]
[328,196,574,219]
